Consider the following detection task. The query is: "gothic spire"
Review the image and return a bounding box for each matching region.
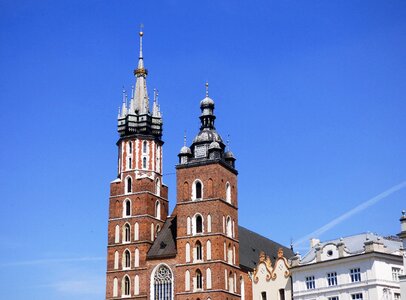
[132,27,149,115]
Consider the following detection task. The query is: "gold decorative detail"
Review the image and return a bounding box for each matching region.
[278,248,284,258]
[134,68,148,76]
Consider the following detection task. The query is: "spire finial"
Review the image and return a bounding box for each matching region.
[139,24,144,58]
[205,82,209,97]
[122,86,126,103]
[226,134,230,150]
[184,131,187,146]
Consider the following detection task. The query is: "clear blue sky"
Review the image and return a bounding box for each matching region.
[1,0,405,299]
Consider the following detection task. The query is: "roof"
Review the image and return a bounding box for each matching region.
[147,217,177,259]
[239,226,294,271]
[300,232,402,264]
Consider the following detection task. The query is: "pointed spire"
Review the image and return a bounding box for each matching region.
[133,26,149,115]
[121,87,127,117]
[205,82,209,97]
[184,131,187,146]
[152,88,161,118]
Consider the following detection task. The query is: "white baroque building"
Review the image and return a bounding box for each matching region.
[290,233,403,300]
[398,211,406,300]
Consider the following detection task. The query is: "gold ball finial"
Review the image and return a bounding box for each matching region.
[139,31,144,37]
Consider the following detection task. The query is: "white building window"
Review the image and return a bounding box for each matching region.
[185,270,190,291]
[392,267,401,281]
[115,225,120,243]
[155,201,161,220]
[134,275,139,295]
[192,214,203,235]
[350,268,361,282]
[134,222,139,240]
[206,240,212,260]
[186,217,191,235]
[351,293,363,299]
[327,272,337,286]
[151,264,173,300]
[328,297,339,300]
[113,277,118,297]
[124,199,131,217]
[126,176,132,194]
[192,180,203,200]
[122,275,131,297]
[226,216,232,237]
[123,249,131,269]
[195,269,203,290]
[207,214,212,233]
[185,243,190,263]
[394,293,401,300]
[134,248,139,267]
[305,276,315,289]
[123,223,131,243]
[206,268,212,289]
[226,182,231,203]
[195,240,203,261]
[114,251,119,269]
[261,291,267,300]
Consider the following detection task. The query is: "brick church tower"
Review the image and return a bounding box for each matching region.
[105,30,292,300]
[174,83,241,299]
[105,30,168,299]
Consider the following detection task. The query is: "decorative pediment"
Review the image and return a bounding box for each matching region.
[252,248,291,283]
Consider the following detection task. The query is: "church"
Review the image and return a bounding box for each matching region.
[105,30,293,300]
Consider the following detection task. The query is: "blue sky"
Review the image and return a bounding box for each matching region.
[0,0,405,299]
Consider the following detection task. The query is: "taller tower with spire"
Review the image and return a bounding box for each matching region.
[106,30,167,299]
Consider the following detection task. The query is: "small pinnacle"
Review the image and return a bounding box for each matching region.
[402,210,405,216]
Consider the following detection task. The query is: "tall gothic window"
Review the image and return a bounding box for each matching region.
[143,141,147,153]
[126,177,132,193]
[123,250,130,269]
[196,269,203,290]
[123,224,130,243]
[196,241,202,261]
[152,265,173,300]
[123,275,130,296]
[195,181,202,199]
[196,215,203,234]
[143,157,147,169]
[124,199,131,217]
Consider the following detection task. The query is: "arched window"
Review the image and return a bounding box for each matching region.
[206,240,212,260]
[156,178,161,196]
[226,182,231,203]
[124,199,131,217]
[241,276,245,300]
[123,275,130,296]
[123,223,131,243]
[185,243,191,263]
[151,264,173,300]
[206,268,212,289]
[113,277,118,297]
[123,249,131,269]
[155,224,160,237]
[186,217,191,235]
[233,245,236,265]
[195,181,202,199]
[228,244,233,264]
[143,141,147,153]
[128,157,132,169]
[134,248,139,267]
[195,241,202,261]
[115,225,120,243]
[128,141,132,154]
[134,275,139,295]
[185,270,190,291]
[228,271,234,293]
[151,223,154,241]
[155,201,161,220]
[134,222,139,240]
[126,176,132,194]
[207,214,212,233]
[195,215,203,234]
[196,269,203,290]
[142,157,147,169]
[114,251,119,269]
[226,216,232,237]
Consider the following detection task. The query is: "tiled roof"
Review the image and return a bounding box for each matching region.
[147,217,177,259]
